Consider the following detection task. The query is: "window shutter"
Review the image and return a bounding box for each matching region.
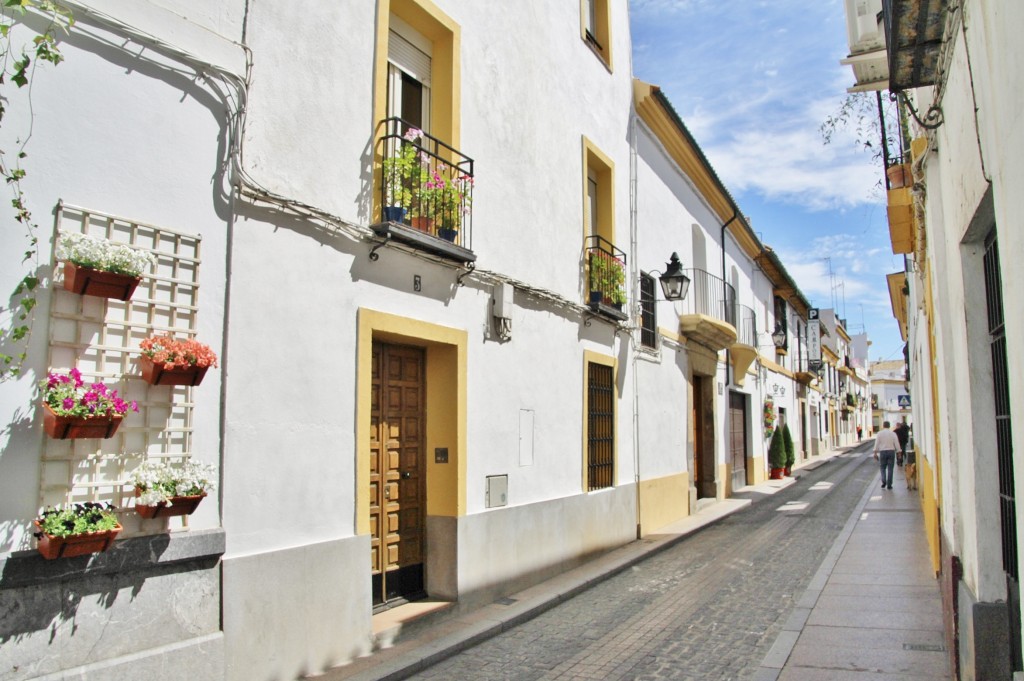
[388,30,431,87]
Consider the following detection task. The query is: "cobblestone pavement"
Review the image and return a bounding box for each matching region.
[408,444,876,681]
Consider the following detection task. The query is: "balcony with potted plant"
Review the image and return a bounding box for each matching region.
[585,235,628,322]
[373,118,475,264]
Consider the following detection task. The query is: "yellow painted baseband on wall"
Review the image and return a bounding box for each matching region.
[718,463,729,499]
[638,471,689,535]
[750,455,766,485]
[919,449,940,575]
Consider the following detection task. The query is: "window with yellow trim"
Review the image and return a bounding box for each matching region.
[581,0,612,68]
[583,139,614,244]
[586,360,615,491]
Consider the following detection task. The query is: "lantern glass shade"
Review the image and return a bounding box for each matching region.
[772,325,787,348]
[659,252,690,301]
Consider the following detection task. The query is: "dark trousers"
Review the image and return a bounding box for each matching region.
[878,450,896,488]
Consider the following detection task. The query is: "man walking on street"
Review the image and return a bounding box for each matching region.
[894,420,909,467]
[874,421,900,490]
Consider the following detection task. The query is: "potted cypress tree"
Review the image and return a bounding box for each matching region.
[782,423,795,476]
[768,426,786,480]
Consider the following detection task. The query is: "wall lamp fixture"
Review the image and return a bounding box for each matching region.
[654,252,690,301]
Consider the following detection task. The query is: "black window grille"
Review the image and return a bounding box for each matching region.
[640,273,656,349]
[985,231,1017,580]
[587,362,614,491]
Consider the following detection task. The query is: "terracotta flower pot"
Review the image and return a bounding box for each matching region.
[886,162,912,189]
[62,261,141,301]
[42,403,123,440]
[139,355,209,387]
[34,520,122,560]
[769,467,786,480]
[134,489,207,519]
[410,217,434,233]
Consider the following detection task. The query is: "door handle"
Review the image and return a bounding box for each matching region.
[401,471,412,479]
[384,486,391,499]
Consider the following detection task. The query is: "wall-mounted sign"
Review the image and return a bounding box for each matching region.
[807,310,821,363]
[897,394,911,407]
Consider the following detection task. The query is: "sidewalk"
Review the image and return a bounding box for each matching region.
[316,443,924,681]
[754,452,949,680]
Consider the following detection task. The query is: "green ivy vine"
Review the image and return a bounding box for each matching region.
[0,0,73,382]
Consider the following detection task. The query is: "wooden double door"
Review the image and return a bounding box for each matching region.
[370,342,427,608]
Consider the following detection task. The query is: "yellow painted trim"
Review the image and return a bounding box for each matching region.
[821,345,839,362]
[356,308,468,535]
[717,463,729,499]
[888,188,915,254]
[579,0,612,70]
[919,447,940,573]
[750,455,766,486]
[760,354,796,380]
[638,471,689,535]
[658,326,683,344]
[371,0,461,216]
[632,79,761,261]
[582,349,618,491]
[924,261,943,536]
[582,136,616,246]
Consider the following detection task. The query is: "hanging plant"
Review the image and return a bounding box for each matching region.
[763,397,776,439]
[0,1,75,382]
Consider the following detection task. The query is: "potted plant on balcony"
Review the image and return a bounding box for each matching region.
[138,335,219,386]
[129,459,216,519]
[782,422,795,476]
[56,232,157,301]
[588,254,626,309]
[427,167,473,242]
[382,127,426,224]
[40,368,138,439]
[768,426,786,480]
[33,502,122,559]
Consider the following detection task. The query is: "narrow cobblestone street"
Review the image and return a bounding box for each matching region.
[407,443,877,681]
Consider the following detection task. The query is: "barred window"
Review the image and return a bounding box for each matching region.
[640,273,657,349]
[587,362,615,491]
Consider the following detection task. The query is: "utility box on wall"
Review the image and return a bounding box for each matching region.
[486,475,508,508]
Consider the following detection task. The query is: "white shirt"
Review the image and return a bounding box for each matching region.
[874,428,901,453]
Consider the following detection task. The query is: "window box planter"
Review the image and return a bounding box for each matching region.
[139,355,209,387]
[42,403,123,440]
[62,261,141,301]
[33,520,122,560]
[134,490,207,519]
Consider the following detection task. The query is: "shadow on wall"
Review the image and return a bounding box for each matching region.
[0,530,222,649]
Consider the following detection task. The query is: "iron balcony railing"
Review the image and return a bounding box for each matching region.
[377,117,474,250]
[585,235,627,319]
[734,303,757,347]
[678,268,737,328]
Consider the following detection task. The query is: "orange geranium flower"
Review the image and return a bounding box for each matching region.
[140,335,219,370]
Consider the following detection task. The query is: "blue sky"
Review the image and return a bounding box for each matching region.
[629,0,906,363]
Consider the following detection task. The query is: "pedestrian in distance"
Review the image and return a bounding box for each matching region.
[893,420,909,467]
[874,421,900,490]
[857,425,863,441]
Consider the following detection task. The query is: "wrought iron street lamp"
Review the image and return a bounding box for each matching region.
[771,322,787,348]
[658,252,690,301]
